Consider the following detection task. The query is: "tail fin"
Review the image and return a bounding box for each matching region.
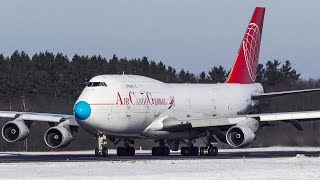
[226,7,265,84]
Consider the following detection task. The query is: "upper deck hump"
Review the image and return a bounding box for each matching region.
[89,74,164,84]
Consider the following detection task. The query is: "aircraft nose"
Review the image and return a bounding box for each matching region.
[74,101,91,121]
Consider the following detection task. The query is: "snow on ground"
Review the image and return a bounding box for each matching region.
[0,147,320,180]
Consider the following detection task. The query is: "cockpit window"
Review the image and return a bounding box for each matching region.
[86,82,107,87]
[92,82,101,87]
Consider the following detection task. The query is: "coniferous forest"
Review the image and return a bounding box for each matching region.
[1,51,320,151]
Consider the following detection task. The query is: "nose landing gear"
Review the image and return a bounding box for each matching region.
[94,134,108,157]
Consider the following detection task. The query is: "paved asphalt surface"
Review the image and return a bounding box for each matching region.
[0,149,320,163]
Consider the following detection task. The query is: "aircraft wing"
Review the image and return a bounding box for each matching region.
[162,110,320,132]
[0,111,78,126]
[252,88,320,100]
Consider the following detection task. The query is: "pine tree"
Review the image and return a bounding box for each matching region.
[208,66,227,83]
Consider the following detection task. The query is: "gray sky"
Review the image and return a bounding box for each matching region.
[0,0,319,79]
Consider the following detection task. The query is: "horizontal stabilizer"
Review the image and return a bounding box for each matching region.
[252,88,320,100]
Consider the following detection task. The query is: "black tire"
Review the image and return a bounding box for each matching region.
[152,147,170,156]
[152,147,156,156]
[163,147,170,156]
[200,147,206,156]
[208,146,218,156]
[213,147,218,156]
[152,147,160,156]
[102,147,108,157]
[181,147,189,156]
[190,147,199,156]
[95,147,100,157]
[208,147,214,156]
[117,147,126,156]
[128,147,135,156]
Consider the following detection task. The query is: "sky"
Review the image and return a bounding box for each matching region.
[0,0,319,79]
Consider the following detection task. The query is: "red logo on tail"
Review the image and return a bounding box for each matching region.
[243,23,261,82]
[226,7,265,84]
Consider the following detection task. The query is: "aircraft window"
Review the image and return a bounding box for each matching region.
[87,82,107,87]
[92,82,101,87]
[86,82,93,87]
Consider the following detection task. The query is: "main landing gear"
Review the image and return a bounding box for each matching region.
[95,134,108,157]
[199,145,218,156]
[152,140,170,156]
[117,139,135,156]
[181,145,218,156]
[198,131,219,156]
[181,140,199,156]
[181,140,218,156]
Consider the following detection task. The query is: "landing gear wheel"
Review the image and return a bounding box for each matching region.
[181,147,188,156]
[191,147,199,156]
[208,146,218,156]
[181,147,199,156]
[117,147,135,156]
[102,147,108,157]
[152,140,170,156]
[117,147,125,156]
[163,147,170,156]
[200,146,218,156]
[95,134,108,157]
[95,147,100,157]
[152,147,170,156]
[152,147,160,156]
[128,147,135,156]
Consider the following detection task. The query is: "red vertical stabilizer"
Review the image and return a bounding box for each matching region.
[226,7,265,84]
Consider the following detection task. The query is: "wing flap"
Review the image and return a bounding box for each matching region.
[0,111,20,118]
[19,114,65,122]
[162,110,320,132]
[0,111,78,126]
[162,117,247,132]
[251,111,320,121]
[190,117,246,128]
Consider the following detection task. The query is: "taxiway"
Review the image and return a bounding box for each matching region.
[0,147,320,179]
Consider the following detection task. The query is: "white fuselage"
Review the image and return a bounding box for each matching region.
[75,75,264,139]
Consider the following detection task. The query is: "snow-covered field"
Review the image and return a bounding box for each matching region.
[0,147,320,180]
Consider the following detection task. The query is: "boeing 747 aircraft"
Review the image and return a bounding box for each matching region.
[1,7,320,157]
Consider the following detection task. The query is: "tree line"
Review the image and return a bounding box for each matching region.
[0,50,320,151]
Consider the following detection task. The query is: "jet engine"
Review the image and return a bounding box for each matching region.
[44,126,73,148]
[2,120,30,142]
[226,118,259,147]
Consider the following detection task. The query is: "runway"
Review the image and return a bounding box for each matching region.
[1,147,320,179]
[0,147,320,163]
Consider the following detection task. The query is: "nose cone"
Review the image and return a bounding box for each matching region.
[74,101,91,121]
